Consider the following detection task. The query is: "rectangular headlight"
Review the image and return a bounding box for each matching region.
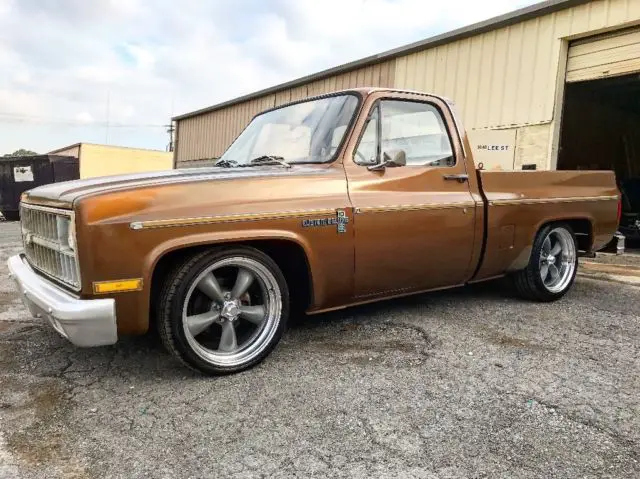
[55,215,76,251]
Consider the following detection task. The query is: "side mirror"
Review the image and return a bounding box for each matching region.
[368,149,407,171]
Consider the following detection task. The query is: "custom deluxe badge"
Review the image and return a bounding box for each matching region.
[302,209,349,233]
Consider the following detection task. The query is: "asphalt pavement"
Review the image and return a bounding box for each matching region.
[0,221,638,478]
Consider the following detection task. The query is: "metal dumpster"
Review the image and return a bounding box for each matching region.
[0,155,79,221]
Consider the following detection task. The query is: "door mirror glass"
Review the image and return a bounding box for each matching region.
[383,149,406,167]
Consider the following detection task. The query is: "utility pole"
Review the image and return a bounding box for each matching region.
[165,122,175,152]
[166,92,175,152]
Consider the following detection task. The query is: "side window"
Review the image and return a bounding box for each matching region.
[380,100,454,167]
[354,106,379,164]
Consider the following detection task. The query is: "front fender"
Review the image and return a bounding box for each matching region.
[108,222,353,335]
[143,228,317,288]
[119,229,318,332]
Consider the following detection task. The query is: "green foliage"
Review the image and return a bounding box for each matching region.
[3,149,38,157]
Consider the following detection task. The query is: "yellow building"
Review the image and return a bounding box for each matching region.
[48,143,173,179]
[173,0,640,177]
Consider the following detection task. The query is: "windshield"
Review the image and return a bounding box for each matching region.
[218,94,359,166]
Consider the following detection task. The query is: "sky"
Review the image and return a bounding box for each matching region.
[0,0,538,155]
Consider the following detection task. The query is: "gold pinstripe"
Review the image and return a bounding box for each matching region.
[130,195,618,229]
[355,202,476,214]
[130,208,336,230]
[488,195,618,206]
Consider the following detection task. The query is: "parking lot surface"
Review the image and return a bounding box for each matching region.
[0,221,20,243]
[0,221,638,478]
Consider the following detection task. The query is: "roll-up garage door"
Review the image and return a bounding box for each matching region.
[566,27,640,83]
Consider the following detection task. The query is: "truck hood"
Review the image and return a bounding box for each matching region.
[21,166,326,208]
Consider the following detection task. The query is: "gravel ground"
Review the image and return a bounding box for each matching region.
[589,251,640,266]
[0,222,638,478]
[0,221,20,243]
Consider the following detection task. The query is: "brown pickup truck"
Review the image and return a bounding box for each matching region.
[9,88,620,375]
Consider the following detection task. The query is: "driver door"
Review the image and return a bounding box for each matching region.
[344,93,478,298]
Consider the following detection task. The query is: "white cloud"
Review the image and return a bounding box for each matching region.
[108,0,142,18]
[124,44,156,71]
[0,89,42,117]
[120,105,135,119]
[11,70,30,85]
[75,112,94,124]
[0,0,536,155]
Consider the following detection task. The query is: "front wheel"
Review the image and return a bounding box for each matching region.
[512,223,578,302]
[158,247,289,375]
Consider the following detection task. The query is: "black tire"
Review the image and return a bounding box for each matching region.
[158,247,289,375]
[512,223,578,302]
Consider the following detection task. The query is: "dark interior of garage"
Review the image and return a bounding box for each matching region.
[558,73,640,175]
[558,74,640,248]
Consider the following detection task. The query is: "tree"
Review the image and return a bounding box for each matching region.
[3,149,38,157]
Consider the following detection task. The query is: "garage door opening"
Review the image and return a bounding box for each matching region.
[558,73,640,248]
[558,74,640,175]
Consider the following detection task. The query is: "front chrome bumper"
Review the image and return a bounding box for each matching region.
[8,254,117,347]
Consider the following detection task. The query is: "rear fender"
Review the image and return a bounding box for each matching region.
[509,214,595,271]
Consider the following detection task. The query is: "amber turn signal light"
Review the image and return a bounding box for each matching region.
[93,278,143,294]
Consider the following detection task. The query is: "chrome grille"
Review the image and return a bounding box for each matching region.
[20,204,80,290]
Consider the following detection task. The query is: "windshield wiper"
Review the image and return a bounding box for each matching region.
[214,158,238,168]
[249,155,291,168]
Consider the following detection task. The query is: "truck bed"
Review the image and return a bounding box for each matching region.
[474,170,619,281]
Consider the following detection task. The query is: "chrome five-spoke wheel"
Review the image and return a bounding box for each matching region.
[512,223,578,302]
[159,248,289,375]
[183,257,281,367]
[538,227,576,293]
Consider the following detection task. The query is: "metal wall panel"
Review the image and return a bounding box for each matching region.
[396,13,560,129]
[514,124,552,169]
[175,60,395,165]
[567,27,640,82]
[79,145,172,179]
[395,0,640,130]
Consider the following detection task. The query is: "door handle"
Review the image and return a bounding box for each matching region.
[443,174,469,183]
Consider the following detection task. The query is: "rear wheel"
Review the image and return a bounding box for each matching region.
[158,247,289,375]
[512,223,578,302]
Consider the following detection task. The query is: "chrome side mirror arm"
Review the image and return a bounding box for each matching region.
[367,149,407,171]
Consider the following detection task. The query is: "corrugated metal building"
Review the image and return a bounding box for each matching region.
[49,143,173,179]
[173,0,640,174]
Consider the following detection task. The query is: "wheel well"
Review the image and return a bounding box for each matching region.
[150,240,313,320]
[541,218,593,252]
[562,218,593,252]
